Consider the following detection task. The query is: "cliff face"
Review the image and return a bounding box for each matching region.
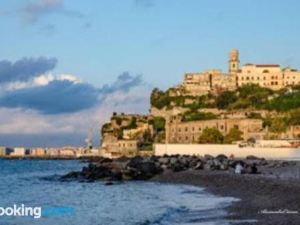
[100,83,300,158]
[100,113,167,158]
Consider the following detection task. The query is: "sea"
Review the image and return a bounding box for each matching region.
[0,159,238,225]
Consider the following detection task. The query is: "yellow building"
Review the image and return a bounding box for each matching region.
[178,49,300,96]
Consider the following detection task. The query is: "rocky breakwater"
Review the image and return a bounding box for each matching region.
[61,155,293,183]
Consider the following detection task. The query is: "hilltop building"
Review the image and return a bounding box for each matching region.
[171,49,300,96]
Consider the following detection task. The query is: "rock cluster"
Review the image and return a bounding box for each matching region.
[61,155,290,182]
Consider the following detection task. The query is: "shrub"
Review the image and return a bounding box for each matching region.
[216,91,237,109]
[224,128,243,144]
[198,128,224,144]
[182,111,218,122]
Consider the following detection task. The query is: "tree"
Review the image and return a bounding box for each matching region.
[198,128,224,144]
[269,117,287,133]
[216,91,237,109]
[288,109,300,125]
[150,117,165,132]
[224,128,243,144]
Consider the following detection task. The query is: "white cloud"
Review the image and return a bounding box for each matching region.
[0,85,151,146]
[2,73,81,91]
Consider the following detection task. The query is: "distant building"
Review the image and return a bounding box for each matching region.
[31,148,46,156]
[166,115,264,144]
[100,113,155,158]
[11,147,30,156]
[171,49,300,96]
[0,147,6,156]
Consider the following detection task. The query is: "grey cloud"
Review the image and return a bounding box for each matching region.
[0,72,143,114]
[0,57,57,83]
[100,72,143,94]
[0,80,99,114]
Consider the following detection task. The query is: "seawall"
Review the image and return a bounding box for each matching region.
[154,144,300,160]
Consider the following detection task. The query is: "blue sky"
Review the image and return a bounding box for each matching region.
[1,0,300,88]
[0,0,300,146]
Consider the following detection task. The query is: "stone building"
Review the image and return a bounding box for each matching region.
[100,113,154,158]
[175,49,300,96]
[166,115,264,144]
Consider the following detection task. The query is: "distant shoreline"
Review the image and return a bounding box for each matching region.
[0,156,97,160]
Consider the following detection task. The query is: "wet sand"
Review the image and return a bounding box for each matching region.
[152,162,300,225]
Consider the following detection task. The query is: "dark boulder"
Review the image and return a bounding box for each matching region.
[204,154,214,160]
[216,154,228,161]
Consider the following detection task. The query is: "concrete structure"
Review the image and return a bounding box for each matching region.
[154,144,300,160]
[166,115,264,143]
[0,147,6,156]
[31,148,46,156]
[172,49,300,96]
[101,139,138,158]
[10,147,30,156]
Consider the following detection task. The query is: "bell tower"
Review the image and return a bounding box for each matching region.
[229,49,240,74]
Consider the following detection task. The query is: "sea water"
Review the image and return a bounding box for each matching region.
[0,159,237,225]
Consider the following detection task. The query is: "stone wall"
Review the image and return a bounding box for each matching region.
[154,144,300,160]
[166,117,264,143]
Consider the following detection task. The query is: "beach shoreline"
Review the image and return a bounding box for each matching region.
[151,165,300,225]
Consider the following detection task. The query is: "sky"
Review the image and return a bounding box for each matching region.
[1,0,300,147]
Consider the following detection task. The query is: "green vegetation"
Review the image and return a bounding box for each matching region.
[151,84,300,115]
[268,117,288,133]
[216,91,237,109]
[137,142,153,151]
[265,91,300,112]
[198,127,243,144]
[123,117,137,129]
[150,88,207,110]
[149,116,166,132]
[181,111,218,122]
[198,128,224,144]
[224,128,243,144]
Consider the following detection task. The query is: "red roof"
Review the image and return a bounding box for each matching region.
[256,64,280,67]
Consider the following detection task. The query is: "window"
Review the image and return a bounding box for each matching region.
[246,77,249,80]
[257,77,260,80]
[263,69,269,73]
[185,127,188,132]
[185,136,188,140]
